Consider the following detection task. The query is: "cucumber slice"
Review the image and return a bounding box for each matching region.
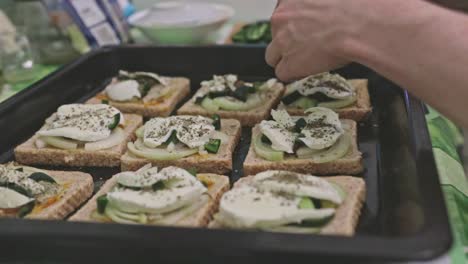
[40,136,78,150]
[317,96,356,109]
[29,172,56,183]
[296,133,351,162]
[321,182,347,208]
[91,210,111,222]
[298,197,315,209]
[290,97,318,109]
[135,126,144,138]
[253,133,284,161]
[282,91,302,105]
[128,141,198,160]
[212,114,221,130]
[104,206,142,224]
[200,97,220,112]
[153,195,209,225]
[212,94,262,111]
[260,225,321,234]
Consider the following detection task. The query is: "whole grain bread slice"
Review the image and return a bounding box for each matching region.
[177,83,285,126]
[209,175,366,236]
[243,119,363,175]
[69,173,229,227]
[87,77,191,117]
[5,170,95,220]
[120,119,242,174]
[14,114,143,167]
[284,79,372,121]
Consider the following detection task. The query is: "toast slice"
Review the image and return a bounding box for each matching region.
[177,83,285,126]
[121,119,242,174]
[209,175,366,236]
[87,77,190,117]
[284,79,372,121]
[243,119,363,175]
[15,114,143,167]
[69,173,230,227]
[0,169,93,220]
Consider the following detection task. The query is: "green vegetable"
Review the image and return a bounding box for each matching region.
[97,194,109,214]
[136,76,158,97]
[317,96,357,109]
[0,182,30,197]
[281,91,302,105]
[152,181,165,191]
[245,22,269,42]
[195,95,207,104]
[186,168,197,176]
[108,113,120,130]
[201,97,220,112]
[232,85,256,102]
[135,126,144,138]
[232,21,272,44]
[204,139,221,154]
[299,214,334,227]
[212,114,221,130]
[298,197,314,209]
[290,97,318,109]
[164,130,179,145]
[294,118,307,133]
[40,136,77,150]
[212,94,262,111]
[128,141,198,160]
[17,201,35,218]
[15,168,23,172]
[253,133,284,161]
[105,205,148,224]
[296,133,351,162]
[29,172,56,183]
[207,90,230,99]
[101,99,109,104]
[261,134,272,144]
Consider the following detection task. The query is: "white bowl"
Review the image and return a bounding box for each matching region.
[129,2,234,45]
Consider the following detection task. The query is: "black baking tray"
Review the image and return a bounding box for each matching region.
[0,46,451,263]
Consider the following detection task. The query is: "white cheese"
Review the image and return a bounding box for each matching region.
[0,166,45,196]
[107,166,206,214]
[37,104,124,142]
[0,186,34,209]
[119,70,169,86]
[201,74,238,92]
[218,185,335,228]
[289,72,354,99]
[252,171,343,204]
[105,79,141,101]
[299,107,343,150]
[259,120,295,153]
[143,115,215,149]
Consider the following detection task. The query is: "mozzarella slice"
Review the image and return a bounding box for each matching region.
[143,118,175,148]
[107,166,206,214]
[252,171,343,204]
[115,171,159,188]
[174,116,215,148]
[0,187,34,209]
[105,79,141,102]
[289,72,354,99]
[271,109,295,128]
[259,120,295,153]
[299,107,343,150]
[218,185,335,228]
[38,104,124,142]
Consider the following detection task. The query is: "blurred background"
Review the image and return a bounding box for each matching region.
[0,0,276,102]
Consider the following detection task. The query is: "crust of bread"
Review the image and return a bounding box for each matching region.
[69,173,229,227]
[284,79,372,121]
[243,119,363,175]
[120,119,242,174]
[209,175,366,236]
[177,83,285,126]
[14,114,143,167]
[86,77,190,117]
[16,170,94,220]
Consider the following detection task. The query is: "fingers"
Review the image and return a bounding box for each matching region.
[265,39,282,67]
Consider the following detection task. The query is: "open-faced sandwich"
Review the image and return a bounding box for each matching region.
[15,104,142,167]
[280,72,371,121]
[70,165,229,227]
[87,70,190,117]
[243,108,363,175]
[0,163,93,219]
[210,170,366,236]
[177,74,285,126]
[121,115,241,174]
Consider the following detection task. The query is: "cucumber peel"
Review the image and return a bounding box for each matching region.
[317,96,356,109]
[290,97,318,109]
[201,97,220,112]
[212,94,262,111]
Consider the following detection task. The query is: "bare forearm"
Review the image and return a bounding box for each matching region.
[346,0,468,127]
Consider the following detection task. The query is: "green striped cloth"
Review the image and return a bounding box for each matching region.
[426,107,468,263]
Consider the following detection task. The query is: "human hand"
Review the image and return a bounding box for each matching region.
[266,0,365,81]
